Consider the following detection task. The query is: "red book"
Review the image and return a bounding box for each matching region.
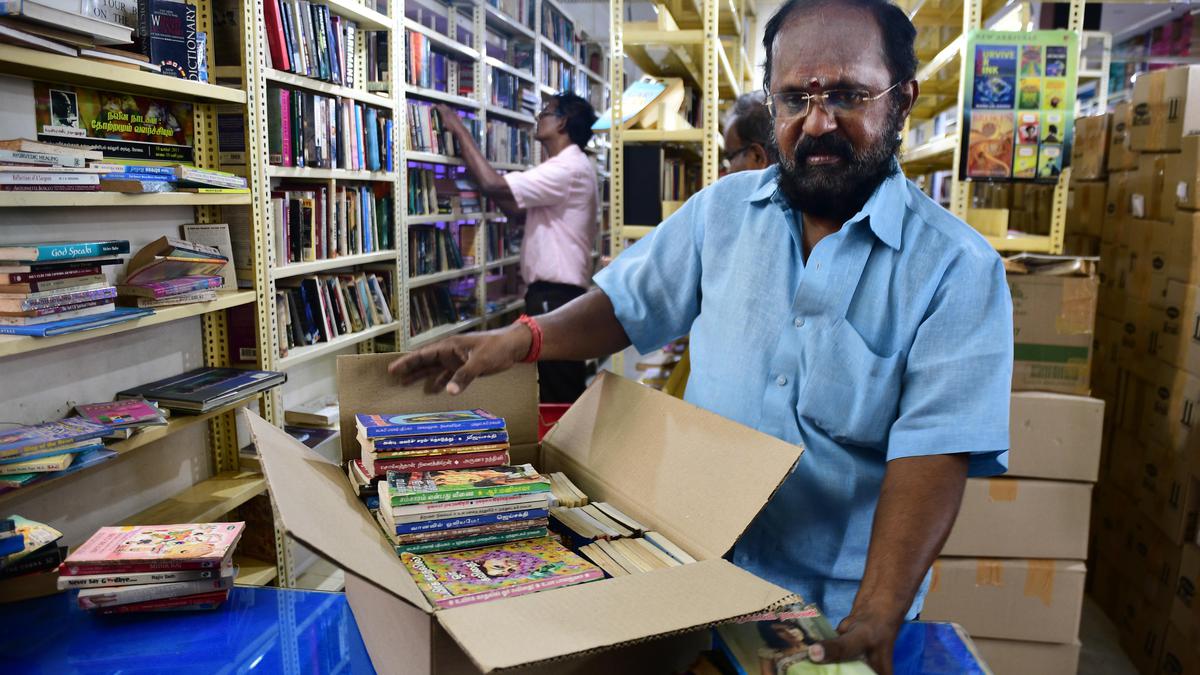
[96,589,229,614]
[263,0,290,71]
[360,448,511,477]
[281,88,292,167]
[59,557,230,576]
[0,184,100,191]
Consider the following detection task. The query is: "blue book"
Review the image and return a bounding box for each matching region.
[0,240,130,263]
[0,307,151,337]
[363,495,380,510]
[116,367,286,413]
[370,430,509,451]
[0,534,24,557]
[0,419,110,455]
[92,164,177,177]
[356,410,506,438]
[0,442,105,465]
[361,188,372,253]
[353,104,364,169]
[392,508,548,535]
[385,118,394,172]
[365,106,380,172]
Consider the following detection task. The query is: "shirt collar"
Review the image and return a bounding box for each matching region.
[745,160,906,251]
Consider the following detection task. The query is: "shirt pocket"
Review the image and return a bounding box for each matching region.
[798,319,904,448]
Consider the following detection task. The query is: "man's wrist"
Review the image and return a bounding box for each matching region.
[505,322,534,363]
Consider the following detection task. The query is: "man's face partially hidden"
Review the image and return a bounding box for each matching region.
[768,4,910,220]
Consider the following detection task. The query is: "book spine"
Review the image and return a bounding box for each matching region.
[96,589,229,614]
[0,173,99,185]
[362,417,504,438]
[58,566,229,589]
[368,448,510,475]
[0,149,85,167]
[0,286,117,310]
[177,167,247,188]
[389,483,550,507]
[91,164,177,177]
[393,527,547,555]
[4,242,126,262]
[61,559,224,575]
[392,507,549,535]
[0,546,66,578]
[123,276,222,298]
[389,494,548,522]
[0,274,104,293]
[370,430,509,451]
[391,518,550,544]
[0,456,70,473]
[2,266,101,284]
[433,568,605,609]
[77,576,232,609]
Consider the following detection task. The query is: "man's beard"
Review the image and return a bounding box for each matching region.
[775,106,905,221]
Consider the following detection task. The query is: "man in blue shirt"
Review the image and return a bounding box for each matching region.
[389,1,1012,672]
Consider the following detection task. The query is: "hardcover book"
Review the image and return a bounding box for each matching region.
[356,409,505,438]
[401,536,602,609]
[382,464,550,506]
[65,522,244,567]
[0,306,151,337]
[139,0,193,78]
[116,367,286,412]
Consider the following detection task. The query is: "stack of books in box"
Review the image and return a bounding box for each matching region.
[118,237,228,307]
[61,523,244,614]
[0,417,116,492]
[0,516,67,602]
[0,239,157,337]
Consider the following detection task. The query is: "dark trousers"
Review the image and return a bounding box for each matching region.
[525,281,588,403]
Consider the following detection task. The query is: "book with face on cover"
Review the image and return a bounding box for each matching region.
[64,522,244,568]
[401,536,603,609]
[382,464,550,506]
[357,410,505,438]
[714,602,875,675]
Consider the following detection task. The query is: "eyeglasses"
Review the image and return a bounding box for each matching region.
[764,82,903,120]
[536,108,561,120]
[722,145,754,163]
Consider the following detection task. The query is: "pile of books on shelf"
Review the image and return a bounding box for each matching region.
[263,0,360,87]
[275,272,395,353]
[0,516,67,603]
[0,417,116,495]
[116,367,287,414]
[490,72,536,115]
[270,184,393,266]
[266,86,394,172]
[0,239,158,337]
[0,139,105,192]
[117,237,228,308]
[74,399,169,440]
[62,523,243,614]
[97,163,248,195]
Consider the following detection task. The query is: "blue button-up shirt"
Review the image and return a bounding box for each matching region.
[594,163,1012,623]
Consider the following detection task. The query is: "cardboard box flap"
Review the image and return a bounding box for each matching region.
[335,354,539,463]
[436,558,797,673]
[542,372,804,561]
[243,410,433,613]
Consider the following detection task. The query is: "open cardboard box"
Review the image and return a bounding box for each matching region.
[244,354,805,674]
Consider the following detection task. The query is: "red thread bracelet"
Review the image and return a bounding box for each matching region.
[515,314,543,363]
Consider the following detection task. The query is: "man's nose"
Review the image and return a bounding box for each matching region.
[801,102,839,138]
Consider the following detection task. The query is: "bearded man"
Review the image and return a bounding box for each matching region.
[388,1,1013,672]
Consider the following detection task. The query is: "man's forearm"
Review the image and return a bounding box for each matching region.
[851,453,968,621]
[534,288,632,361]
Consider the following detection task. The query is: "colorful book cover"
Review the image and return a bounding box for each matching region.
[0,452,74,475]
[368,442,511,461]
[383,464,551,506]
[1013,145,1039,179]
[392,507,550,535]
[34,82,195,163]
[1016,111,1040,145]
[0,307,151,337]
[714,603,874,675]
[4,516,63,563]
[75,399,165,427]
[387,492,551,523]
[0,240,129,262]
[367,429,509,452]
[119,274,223,297]
[1045,46,1068,77]
[394,527,549,555]
[0,441,104,466]
[0,448,116,494]
[65,522,244,567]
[1041,111,1066,144]
[965,111,1015,178]
[365,448,511,476]
[1018,78,1040,110]
[1020,45,1042,76]
[1038,144,1064,179]
[1043,78,1068,111]
[971,44,1016,109]
[356,409,505,438]
[389,518,552,545]
[0,417,111,456]
[401,536,603,609]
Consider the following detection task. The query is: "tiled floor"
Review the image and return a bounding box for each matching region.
[1078,596,1138,674]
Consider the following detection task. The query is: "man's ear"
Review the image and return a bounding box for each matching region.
[749,143,769,170]
[899,79,919,120]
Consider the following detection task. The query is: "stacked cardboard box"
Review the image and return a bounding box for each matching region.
[1088,64,1200,675]
[1064,112,1110,256]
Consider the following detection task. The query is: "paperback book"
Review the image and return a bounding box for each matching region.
[381,464,550,506]
[363,429,508,453]
[356,409,505,437]
[714,603,873,675]
[0,416,111,457]
[64,522,245,568]
[0,306,152,337]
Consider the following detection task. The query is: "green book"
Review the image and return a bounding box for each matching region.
[391,527,548,555]
[383,464,551,507]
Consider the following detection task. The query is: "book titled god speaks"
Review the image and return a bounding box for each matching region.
[64,522,245,570]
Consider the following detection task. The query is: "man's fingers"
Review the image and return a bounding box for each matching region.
[811,628,871,665]
[446,350,485,395]
[425,370,453,395]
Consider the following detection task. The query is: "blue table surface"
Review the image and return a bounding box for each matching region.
[0,587,986,674]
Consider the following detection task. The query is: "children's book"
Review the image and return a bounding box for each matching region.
[356,410,505,437]
[75,399,166,427]
[0,417,111,457]
[401,536,603,609]
[383,464,551,506]
[966,111,1015,178]
[714,602,875,675]
[64,522,244,568]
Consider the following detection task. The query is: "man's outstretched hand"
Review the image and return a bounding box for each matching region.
[387,325,532,395]
[809,611,899,675]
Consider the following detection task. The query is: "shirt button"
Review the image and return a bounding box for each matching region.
[776,375,788,387]
[794,317,804,328]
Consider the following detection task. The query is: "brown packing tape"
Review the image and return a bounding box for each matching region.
[1057,277,1101,334]
[975,560,1004,588]
[988,479,1019,501]
[930,560,941,594]
[1151,73,1168,146]
[1024,559,1057,608]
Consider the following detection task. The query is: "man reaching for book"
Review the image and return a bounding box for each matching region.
[391,2,1011,673]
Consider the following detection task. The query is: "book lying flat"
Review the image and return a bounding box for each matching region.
[65,522,245,568]
[382,464,550,506]
[401,536,602,609]
[0,306,151,336]
[117,367,286,413]
[0,240,129,262]
[356,409,505,438]
[76,571,235,609]
[0,417,110,457]
[363,429,509,453]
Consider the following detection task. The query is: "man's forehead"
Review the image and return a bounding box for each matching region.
[769,5,889,88]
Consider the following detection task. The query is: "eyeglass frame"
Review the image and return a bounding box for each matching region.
[763,81,905,120]
[722,144,757,164]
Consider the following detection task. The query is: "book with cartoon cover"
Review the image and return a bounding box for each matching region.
[0,417,111,458]
[382,464,551,506]
[966,111,1015,178]
[64,522,244,567]
[714,602,874,674]
[356,409,505,438]
[401,536,603,608]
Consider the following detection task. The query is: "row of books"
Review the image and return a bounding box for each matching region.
[487,220,522,261]
[266,87,394,172]
[365,31,389,89]
[410,225,468,277]
[485,119,532,166]
[263,0,361,88]
[276,272,395,352]
[406,101,480,157]
[490,73,537,115]
[663,157,700,202]
[540,3,575,54]
[270,184,394,266]
[483,28,534,74]
[0,516,65,603]
[407,165,480,216]
[541,51,574,92]
[486,0,534,31]
[409,283,471,336]
[405,32,473,96]
[63,523,243,614]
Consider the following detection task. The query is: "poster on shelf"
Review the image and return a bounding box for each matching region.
[959,30,1079,182]
[33,82,195,163]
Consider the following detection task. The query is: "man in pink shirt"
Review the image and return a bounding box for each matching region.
[433,93,599,402]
